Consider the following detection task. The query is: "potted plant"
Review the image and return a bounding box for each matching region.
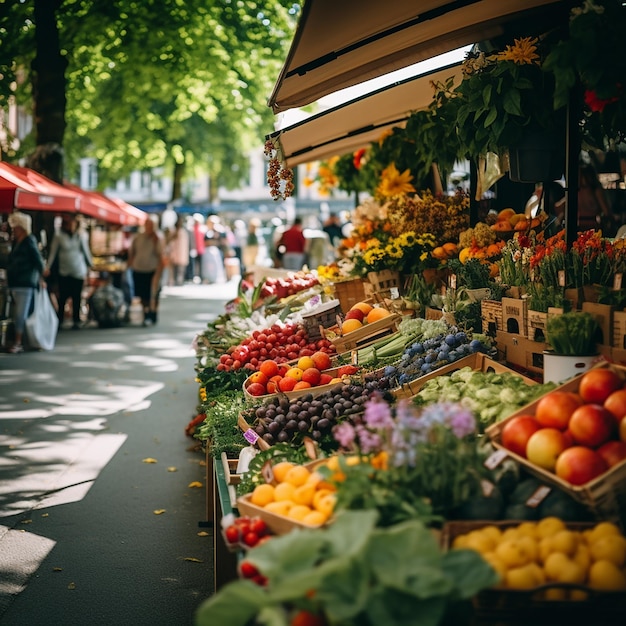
[544,311,601,383]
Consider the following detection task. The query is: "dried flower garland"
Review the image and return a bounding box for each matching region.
[264,138,294,200]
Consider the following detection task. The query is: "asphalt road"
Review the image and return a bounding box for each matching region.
[0,281,237,626]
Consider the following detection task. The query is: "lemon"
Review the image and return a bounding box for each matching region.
[588,522,622,543]
[573,543,591,572]
[464,530,496,555]
[264,501,292,516]
[482,552,506,581]
[274,481,297,502]
[271,461,295,483]
[302,510,327,526]
[495,540,532,569]
[287,504,312,522]
[250,483,275,507]
[505,564,540,589]
[589,534,626,567]
[538,537,554,564]
[481,525,503,544]
[543,588,567,601]
[550,529,579,557]
[544,552,572,581]
[588,560,626,591]
[516,522,537,539]
[517,535,539,563]
[292,483,316,507]
[536,517,566,539]
[452,534,469,549]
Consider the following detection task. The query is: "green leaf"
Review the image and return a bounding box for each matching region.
[195,580,268,626]
[322,509,379,558]
[441,549,500,599]
[483,107,498,128]
[365,588,445,626]
[503,89,522,117]
[256,605,290,626]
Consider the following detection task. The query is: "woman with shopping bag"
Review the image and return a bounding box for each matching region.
[6,212,46,353]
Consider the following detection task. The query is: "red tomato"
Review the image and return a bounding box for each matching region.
[224,525,239,544]
[500,415,541,458]
[555,446,608,485]
[534,391,583,430]
[569,404,616,448]
[239,560,259,579]
[603,388,626,423]
[597,440,626,468]
[249,517,268,536]
[243,532,260,547]
[578,369,624,404]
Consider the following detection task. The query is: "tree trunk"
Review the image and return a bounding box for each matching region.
[26,0,67,182]
[171,160,185,201]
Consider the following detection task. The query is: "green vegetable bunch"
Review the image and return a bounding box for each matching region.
[546,311,600,356]
[195,510,498,626]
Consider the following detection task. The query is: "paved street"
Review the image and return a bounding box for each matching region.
[0,281,237,626]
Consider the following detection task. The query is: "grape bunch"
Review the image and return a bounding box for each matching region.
[383,329,492,387]
[244,380,393,448]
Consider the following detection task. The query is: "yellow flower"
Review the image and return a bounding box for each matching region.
[494,36,540,65]
[376,163,416,198]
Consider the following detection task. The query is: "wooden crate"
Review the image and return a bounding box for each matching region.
[441,521,626,623]
[393,352,536,399]
[301,299,342,342]
[332,278,367,315]
[496,330,549,376]
[363,270,402,298]
[527,309,548,342]
[326,313,402,352]
[502,297,528,337]
[612,310,626,350]
[237,413,271,451]
[220,452,242,486]
[486,361,626,526]
[425,306,443,320]
[481,299,503,335]
[582,302,614,347]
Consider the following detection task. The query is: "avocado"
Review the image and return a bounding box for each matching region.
[504,502,540,521]
[508,476,544,506]
[454,485,504,521]
[538,489,594,522]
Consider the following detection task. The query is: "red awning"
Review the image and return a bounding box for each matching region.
[0,161,80,213]
[64,183,146,226]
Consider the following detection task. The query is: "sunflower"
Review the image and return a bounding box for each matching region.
[494,36,540,65]
[376,163,416,198]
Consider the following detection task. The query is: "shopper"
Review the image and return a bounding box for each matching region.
[279,217,307,270]
[6,212,45,353]
[243,218,260,271]
[45,214,92,330]
[128,215,165,326]
[168,216,190,286]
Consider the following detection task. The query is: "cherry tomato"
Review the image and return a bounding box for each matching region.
[239,560,259,578]
[224,526,239,544]
[243,532,260,547]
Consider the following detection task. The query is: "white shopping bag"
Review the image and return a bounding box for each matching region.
[25,288,59,350]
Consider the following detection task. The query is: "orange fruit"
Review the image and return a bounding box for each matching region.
[274,482,297,502]
[297,356,315,371]
[366,307,392,323]
[285,367,304,381]
[311,351,331,370]
[293,380,312,390]
[497,208,516,222]
[248,370,268,385]
[313,492,336,518]
[341,318,363,334]
[287,505,312,522]
[264,501,292,516]
[293,483,316,506]
[271,461,295,483]
[259,359,279,378]
[350,301,373,315]
[284,465,311,487]
[266,375,283,393]
[302,511,327,526]
[250,483,275,507]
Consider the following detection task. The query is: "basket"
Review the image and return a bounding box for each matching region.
[486,362,626,527]
[332,278,367,314]
[363,270,402,298]
[326,313,402,352]
[441,520,626,623]
[301,299,342,341]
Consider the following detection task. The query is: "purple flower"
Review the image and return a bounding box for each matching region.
[334,422,356,449]
[355,424,382,454]
[362,396,394,429]
[447,407,476,439]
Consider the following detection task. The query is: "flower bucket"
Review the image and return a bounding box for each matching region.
[542,351,600,384]
[508,132,564,184]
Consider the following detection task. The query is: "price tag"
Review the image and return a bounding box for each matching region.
[483,448,508,470]
[558,270,565,287]
[261,460,274,484]
[243,428,259,445]
[481,479,495,498]
[614,273,623,290]
[526,485,551,508]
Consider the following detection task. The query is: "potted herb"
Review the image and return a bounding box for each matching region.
[544,311,601,383]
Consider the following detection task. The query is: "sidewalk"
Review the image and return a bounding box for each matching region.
[0,280,238,626]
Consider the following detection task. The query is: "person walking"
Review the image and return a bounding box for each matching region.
[44,214,92,330]
[243,218,260,272]
[128,215,165,326]
[6,212,45,353]
[168,216,190,286]
[279,216,307,270]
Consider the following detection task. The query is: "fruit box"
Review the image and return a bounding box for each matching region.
[221,452,241,486]
[393,352,537,400]
[242,365,355,403]
[441,520,626,623]
[324,313,402,353]
[486,362,626,526]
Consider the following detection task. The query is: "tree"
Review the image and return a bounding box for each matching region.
[0,0,299,196]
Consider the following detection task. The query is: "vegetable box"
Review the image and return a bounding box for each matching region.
[323,312,402,352]
[486,362,626,527]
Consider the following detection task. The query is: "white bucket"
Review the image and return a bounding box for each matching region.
[543,351,600,384]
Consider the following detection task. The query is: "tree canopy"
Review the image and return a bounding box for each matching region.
[0,0,299,196]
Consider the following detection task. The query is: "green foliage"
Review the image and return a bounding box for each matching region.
[546,311,600,356]
[195,510,499,626]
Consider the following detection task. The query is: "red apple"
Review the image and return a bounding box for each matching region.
[578,368,624,404]
[319,373,333,385]
[597,440,626,468]
[555,446,609,485]
[501,415,541,458]
[568,404,616,448]
[526,428,569,471]
[535,391,583,430]
[344,309,365,322]
[246,382,267,397]
[603,388,626,423]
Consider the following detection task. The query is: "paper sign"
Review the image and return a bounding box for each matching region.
[526,485,551,508]
[480,480,495,498]
[484,448,508,470]
[243,428,259,445]
[614,273,623,290]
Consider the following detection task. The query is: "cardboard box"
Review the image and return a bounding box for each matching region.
[613,310,626,350]
[481,300,503,336]
[496,330,548,375]
[581,302,614,347]
[501,297,528,337]
[526,309,548,342]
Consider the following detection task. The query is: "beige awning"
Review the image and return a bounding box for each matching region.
[269,62,463,167]
[268,0,567,113]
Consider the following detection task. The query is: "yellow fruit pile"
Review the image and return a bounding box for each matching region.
[453,518,626,596]
[248,461,337,527]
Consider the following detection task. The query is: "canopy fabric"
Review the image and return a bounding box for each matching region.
[63,182,146,226]
[269,63,464,168]
[268,0,566,113]
[109,197,148,225]
[0,161,80,213]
